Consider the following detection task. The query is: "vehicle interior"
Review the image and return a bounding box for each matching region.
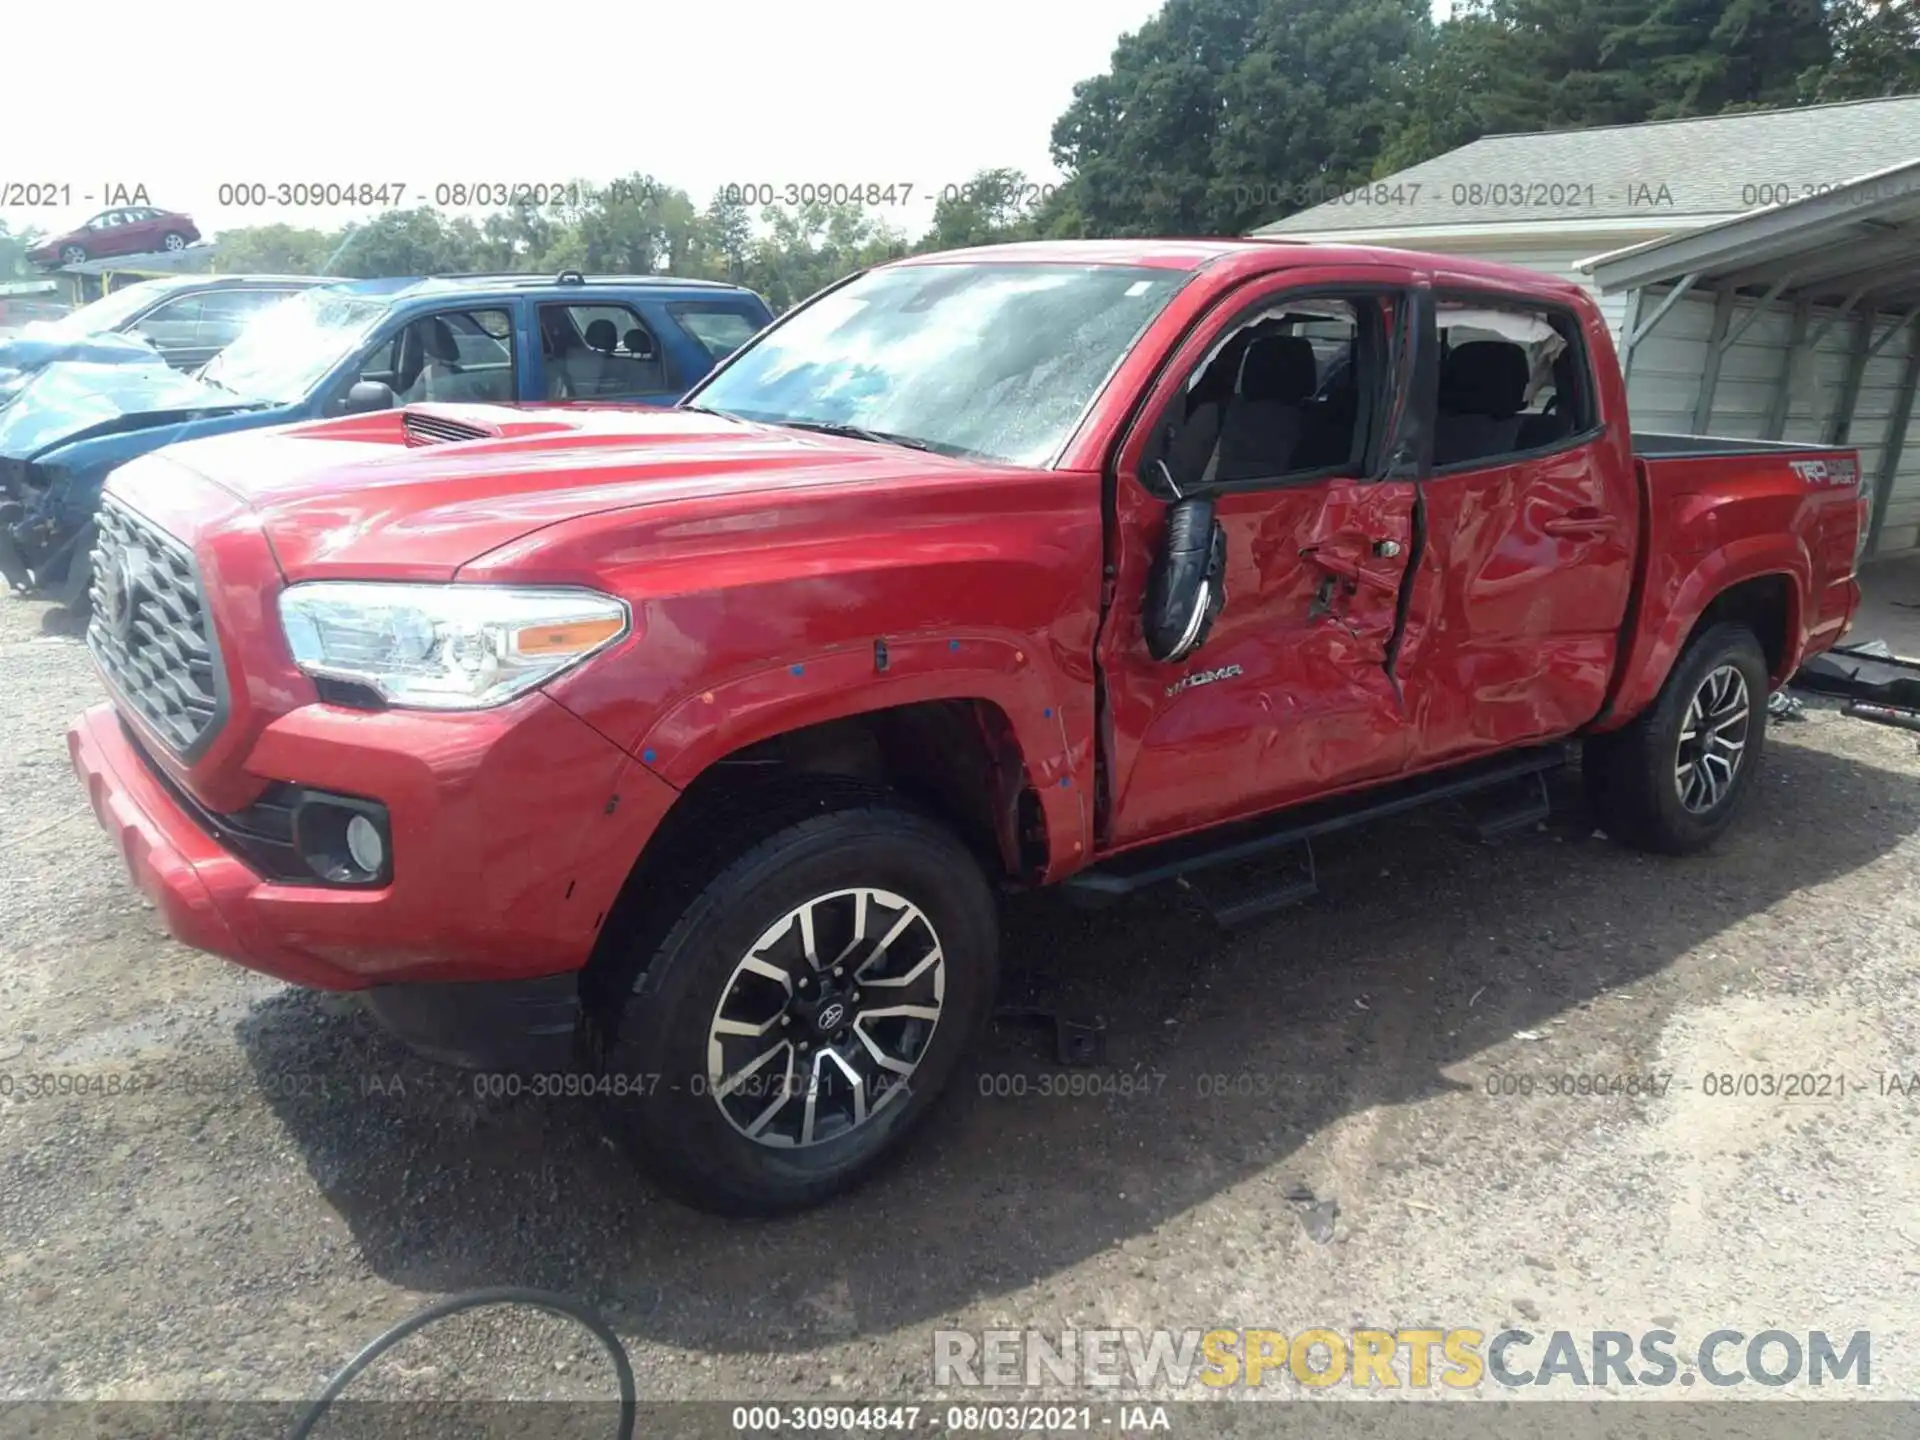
[540,303,670,398]
[351,308,517,406]
[1432,303,1583,467]
[1155,300,1371,491]
[1147,297,1595,491]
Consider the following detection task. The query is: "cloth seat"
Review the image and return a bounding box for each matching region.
[1213,335,1317,482]
[1434,340,1529,466]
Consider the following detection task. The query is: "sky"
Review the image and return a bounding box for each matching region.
[2,0,1175,242]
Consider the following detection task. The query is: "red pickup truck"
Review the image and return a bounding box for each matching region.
[67,240,1864,1213]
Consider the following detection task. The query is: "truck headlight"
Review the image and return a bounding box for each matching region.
[279,582,629,710]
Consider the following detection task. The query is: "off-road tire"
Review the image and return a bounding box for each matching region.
[1583,622,1769,855]
[598,799,998,1216]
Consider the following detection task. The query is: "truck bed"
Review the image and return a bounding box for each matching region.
[1632,431,1856,459]
[1596,432,1867,730]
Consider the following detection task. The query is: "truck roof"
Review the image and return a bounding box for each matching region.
[325,272,759,300]
[887,237,1590,299]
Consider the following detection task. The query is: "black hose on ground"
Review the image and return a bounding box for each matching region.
[287,1286,636,1440]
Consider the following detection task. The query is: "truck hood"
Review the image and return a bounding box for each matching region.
[140,404,997,581]
[0,360,262,461]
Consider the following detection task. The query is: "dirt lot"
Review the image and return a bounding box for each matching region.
[3,587,1919,1416]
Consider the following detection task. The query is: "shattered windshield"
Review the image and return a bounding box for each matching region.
[200,288,390,405]
[688,262,1188,465]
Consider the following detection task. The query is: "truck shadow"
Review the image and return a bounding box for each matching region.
[38,604,88,639]
[241,732,1919,1355]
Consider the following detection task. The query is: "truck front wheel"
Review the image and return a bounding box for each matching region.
[598,802,999,1215]
[1584,622,1769,855]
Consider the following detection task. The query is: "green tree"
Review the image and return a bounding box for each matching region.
[1050,0,1258,236]
[0,220,46,281]
[1373,3,1647,171]
[742,202,907,311]
[1801,0,1920,99]
[539,173,708,275]
[918,168,1047,251]
[1048,0,1430,236]
[699,189,755,282]
[1610,0,1831,117]
[211,222,336,274]
[1379,0,1840,171]
[471,197,569,271]
[1211,0,1435,224]
[329,208,481,278]
[198,182,911,300]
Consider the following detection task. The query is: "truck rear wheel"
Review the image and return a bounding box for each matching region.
[1584,622,1769,855]
[598,801,998,1215]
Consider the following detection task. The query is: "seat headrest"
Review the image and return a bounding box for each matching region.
[623,327,655,359]
[1439,341,1529,419]
[421,317,460,364]
[584,319,619,352]
[1239,335,1318,403]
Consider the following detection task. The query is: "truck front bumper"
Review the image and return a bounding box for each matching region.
[66,697,679,1070]
[69,701,253,966]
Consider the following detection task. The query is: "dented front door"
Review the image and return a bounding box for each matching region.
[1098,270,1427,849]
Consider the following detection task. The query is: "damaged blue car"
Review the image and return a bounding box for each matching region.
[0,270,773,604]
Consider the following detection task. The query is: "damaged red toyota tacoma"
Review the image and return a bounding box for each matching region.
[67,241,1865,1213]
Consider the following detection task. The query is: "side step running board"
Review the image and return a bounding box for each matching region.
[1461,769,1552,842]
[1064,744,1571,928]
[1176,841,1319,928]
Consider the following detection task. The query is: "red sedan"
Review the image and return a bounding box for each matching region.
[29,206,201,269]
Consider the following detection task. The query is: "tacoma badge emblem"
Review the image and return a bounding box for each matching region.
[99,550,140,644]
[1165,663,1243,699]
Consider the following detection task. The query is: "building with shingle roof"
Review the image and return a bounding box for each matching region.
[1252,95,1920,336]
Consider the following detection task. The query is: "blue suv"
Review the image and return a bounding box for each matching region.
[0,270,774,603]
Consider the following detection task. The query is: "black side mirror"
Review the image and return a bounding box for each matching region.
[1143,493,1227,664]
[341,380,396,415]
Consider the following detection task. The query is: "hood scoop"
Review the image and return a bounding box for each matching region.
[402,408,500,446]
[399,405,591,448]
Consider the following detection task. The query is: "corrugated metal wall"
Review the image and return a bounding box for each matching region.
[1626,291,1920,555]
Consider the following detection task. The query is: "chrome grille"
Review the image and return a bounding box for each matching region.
[87,498,224,757]
[403,410,494,446]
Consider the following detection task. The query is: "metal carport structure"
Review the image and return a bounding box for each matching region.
[1579,158,1920,558]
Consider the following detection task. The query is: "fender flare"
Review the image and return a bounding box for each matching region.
[633,633,1092,877]
[1602,536,1809,728]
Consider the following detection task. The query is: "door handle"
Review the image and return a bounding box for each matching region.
[1542,509,1614,538]
[1302,545,1401,593]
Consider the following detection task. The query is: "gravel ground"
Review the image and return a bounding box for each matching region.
[3,589,1918,1421]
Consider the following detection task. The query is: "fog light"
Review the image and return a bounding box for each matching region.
[346,814,385,873]
[289,793,391,886]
